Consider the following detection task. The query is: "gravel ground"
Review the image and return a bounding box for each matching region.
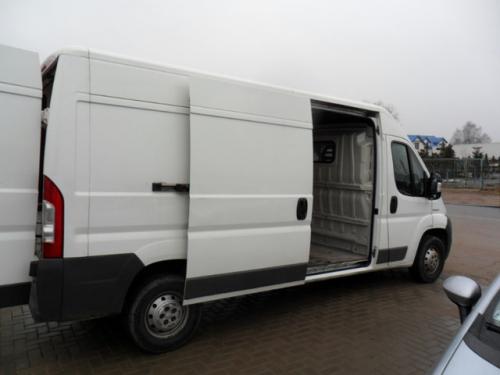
[442,187,500,207]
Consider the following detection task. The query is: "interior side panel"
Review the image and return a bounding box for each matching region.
[309,115,374,274]
[312,128,373,254]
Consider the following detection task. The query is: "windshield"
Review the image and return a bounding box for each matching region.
[465,291,500,368]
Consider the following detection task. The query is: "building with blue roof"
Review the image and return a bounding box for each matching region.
[407,135,448,156]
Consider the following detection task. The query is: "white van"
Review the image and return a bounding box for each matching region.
[3,46,452,352]
[0,46,40,308]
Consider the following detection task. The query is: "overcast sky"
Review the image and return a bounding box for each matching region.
[1,0,499,141]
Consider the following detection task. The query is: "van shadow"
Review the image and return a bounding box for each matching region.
[98,269,415,349]
[197,268,416,330]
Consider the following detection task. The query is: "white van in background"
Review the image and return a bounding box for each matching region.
[1,45,452,353]
[0,46,40,308]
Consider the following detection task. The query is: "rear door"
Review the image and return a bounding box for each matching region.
[0,45,41,306]
[185,77,313,304]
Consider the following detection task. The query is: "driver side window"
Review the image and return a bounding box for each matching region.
[391,142,426,197]
[408,150,426,196]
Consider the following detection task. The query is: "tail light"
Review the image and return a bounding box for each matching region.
[42,176,64,258]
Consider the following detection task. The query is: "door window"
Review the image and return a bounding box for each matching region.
[408,150,426,196]
[391,142,426,197]
[391,143,412,195]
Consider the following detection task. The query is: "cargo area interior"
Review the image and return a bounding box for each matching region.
[307,102,375,275]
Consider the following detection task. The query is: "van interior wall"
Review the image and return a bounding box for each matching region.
[309,111,374,273]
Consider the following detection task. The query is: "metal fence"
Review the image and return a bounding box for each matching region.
[422,158,500,190]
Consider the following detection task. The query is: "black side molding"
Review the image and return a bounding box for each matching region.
[29,259,64,321]
[30,254,143,322]
[376,246,408,264]
[61,254,144,320]
[0,282,31,308]
[185,263,307,300]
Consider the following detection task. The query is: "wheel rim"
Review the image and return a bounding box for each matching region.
[424,247,440,275]
[145,293,189,338]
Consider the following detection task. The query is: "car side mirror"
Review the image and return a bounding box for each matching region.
[443,276,482,323]
[427,172,442,199]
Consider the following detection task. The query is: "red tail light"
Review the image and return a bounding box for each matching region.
[42,176,64,258]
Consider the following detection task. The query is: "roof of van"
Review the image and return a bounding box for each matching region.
[43,47,390,116]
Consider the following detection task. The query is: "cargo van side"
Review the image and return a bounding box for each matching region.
[28,48,451,353]
[0,46,41,308]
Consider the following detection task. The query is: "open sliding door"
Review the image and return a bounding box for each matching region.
[184,77,312,304]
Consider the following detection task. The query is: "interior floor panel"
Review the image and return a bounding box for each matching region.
[307,244,367,274]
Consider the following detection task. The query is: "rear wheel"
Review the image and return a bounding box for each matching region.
[410,235,445,283]
[125,274,201,353]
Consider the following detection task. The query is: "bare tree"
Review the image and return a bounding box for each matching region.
[450,121,492,144]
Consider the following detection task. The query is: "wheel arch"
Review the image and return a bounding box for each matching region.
[123,259,187,312]
[419,227,450,258]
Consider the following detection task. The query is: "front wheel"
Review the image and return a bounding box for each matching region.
[125,274,201,353]
[410,235,445,283]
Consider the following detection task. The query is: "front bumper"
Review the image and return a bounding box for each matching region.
[445,216,453,259]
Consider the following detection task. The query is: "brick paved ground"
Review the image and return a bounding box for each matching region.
[1,205,498,375]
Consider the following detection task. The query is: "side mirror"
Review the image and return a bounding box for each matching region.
[427,172,442,199]
[443,276,482,323]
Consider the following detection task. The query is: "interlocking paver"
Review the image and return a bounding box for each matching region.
[1,206,498,374]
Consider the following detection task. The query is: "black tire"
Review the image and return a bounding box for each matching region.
[125,274,201,353]
[410,235,445,283]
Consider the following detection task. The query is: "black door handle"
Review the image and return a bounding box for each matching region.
[152,182,190,193]
[296,198,308,220]
[390,196,398,214]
